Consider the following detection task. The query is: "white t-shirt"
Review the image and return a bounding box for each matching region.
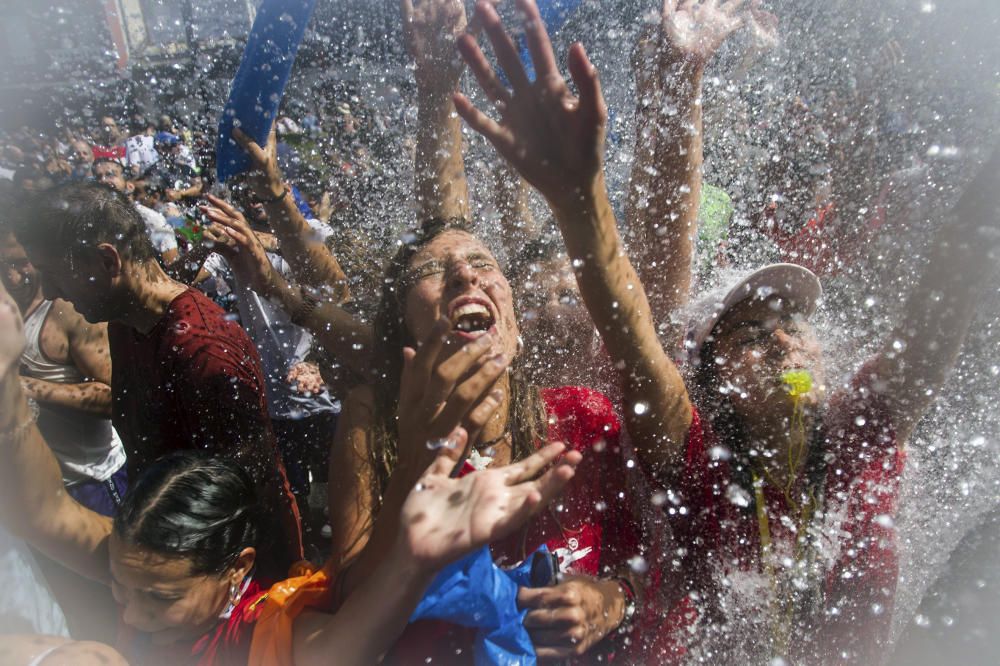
[135,203,178,255]
[0,527,69,636]
[125,134,158,176]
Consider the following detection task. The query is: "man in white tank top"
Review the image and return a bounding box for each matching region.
[0,229,126,517]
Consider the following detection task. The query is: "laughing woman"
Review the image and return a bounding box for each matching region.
[324,214,660,663]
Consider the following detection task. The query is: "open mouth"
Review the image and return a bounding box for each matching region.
[449,299,496,336]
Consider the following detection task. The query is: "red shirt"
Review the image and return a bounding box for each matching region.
[649,361,905,663]
[108,289,302,577]
[387,386,659,664]
[117,579,269,665]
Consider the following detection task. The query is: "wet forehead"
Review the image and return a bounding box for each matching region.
[109,533,195,589]
[410,229,495,266]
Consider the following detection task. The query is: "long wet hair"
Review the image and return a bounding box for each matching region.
[367,217,547,513]
[113,452,259,576]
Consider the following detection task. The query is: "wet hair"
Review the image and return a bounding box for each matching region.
[367,217,547,512]
[113,453,259,576]
[13,180,155,263]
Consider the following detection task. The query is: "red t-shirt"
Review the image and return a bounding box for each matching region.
[648,361,905,664]
[386,386,660,664]
[117,579,270,665]
[108,289,303,577]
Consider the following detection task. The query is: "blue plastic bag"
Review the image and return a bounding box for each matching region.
[410,545,556,665]
[215,0,317,183]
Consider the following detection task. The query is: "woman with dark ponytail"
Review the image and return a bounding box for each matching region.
[0,277,581,666]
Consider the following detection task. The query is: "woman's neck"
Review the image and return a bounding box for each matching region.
[477,373,513,466]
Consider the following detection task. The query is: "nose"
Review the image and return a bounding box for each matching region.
[772,327,800,352]
[446,261,479,290]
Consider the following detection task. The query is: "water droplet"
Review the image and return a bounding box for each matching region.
[632,401,649,416]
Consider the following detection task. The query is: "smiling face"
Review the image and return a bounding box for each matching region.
[108,533,253,646]
[708,294,826,429]
[402,229,519,361]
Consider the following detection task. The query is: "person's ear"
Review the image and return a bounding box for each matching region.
[95,243,123,278]
[229,547,256,585]
[125,181,135,195]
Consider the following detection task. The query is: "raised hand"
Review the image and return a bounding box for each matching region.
[660,0,747,64]
[402,0,470,92]
[199,194,277,295]
[395,317,511,473]
[454,0,608,209]
[232,126,285,201]
[746,0,779,54]
[401,442,581,569]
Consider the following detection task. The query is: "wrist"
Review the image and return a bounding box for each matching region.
[262,183,289,204]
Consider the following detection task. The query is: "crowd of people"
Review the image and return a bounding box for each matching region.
[0,1,996,664]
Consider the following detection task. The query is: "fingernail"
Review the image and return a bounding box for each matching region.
[490,388,504,401]
[491,353,506,367]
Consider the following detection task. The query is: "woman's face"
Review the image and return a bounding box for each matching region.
[709,295,826,428]
[109,533,254,646]
[403,230,519,362]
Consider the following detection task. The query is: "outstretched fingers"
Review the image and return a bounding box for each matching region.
[399,317,452,406]
[477,1,531,92]
[456,33,511,105]
[516,0,558,80]
[567,43,607,136]
[453,92,514,155]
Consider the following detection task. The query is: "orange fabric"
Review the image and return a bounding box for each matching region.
[247,561,339,666]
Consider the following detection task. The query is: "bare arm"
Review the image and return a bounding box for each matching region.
[626,0,755,343]
[233,128,352,302]
[297,443,579,666]
[200,195,374,378]
[404,0,473,221]
[455,0,692,478]
[327,386,378,569]
[20,301,112,417]
[874,148,1000,444]
[0,288,112,584]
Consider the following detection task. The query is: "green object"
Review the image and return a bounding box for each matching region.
[178,218,204,244]
[781,369,813,397]
[697,183,734,248]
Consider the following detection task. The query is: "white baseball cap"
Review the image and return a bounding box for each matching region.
[683,263,822,366]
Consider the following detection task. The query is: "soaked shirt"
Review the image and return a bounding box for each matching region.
[108,288,303,578]
[387,386,659,665]
[651,361,904,664]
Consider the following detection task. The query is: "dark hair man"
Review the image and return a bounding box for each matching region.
[12,181,303,578]
[92,158,179,266]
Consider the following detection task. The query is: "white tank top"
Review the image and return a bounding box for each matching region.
[21,300,126,484]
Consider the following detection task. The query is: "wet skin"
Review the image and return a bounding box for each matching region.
[108,533,254,647]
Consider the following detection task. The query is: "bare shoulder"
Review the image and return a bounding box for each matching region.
[49,299,107,342]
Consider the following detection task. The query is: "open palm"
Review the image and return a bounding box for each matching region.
[401,442,580,569]
[662,0,746,63]
[454,0,607,209]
